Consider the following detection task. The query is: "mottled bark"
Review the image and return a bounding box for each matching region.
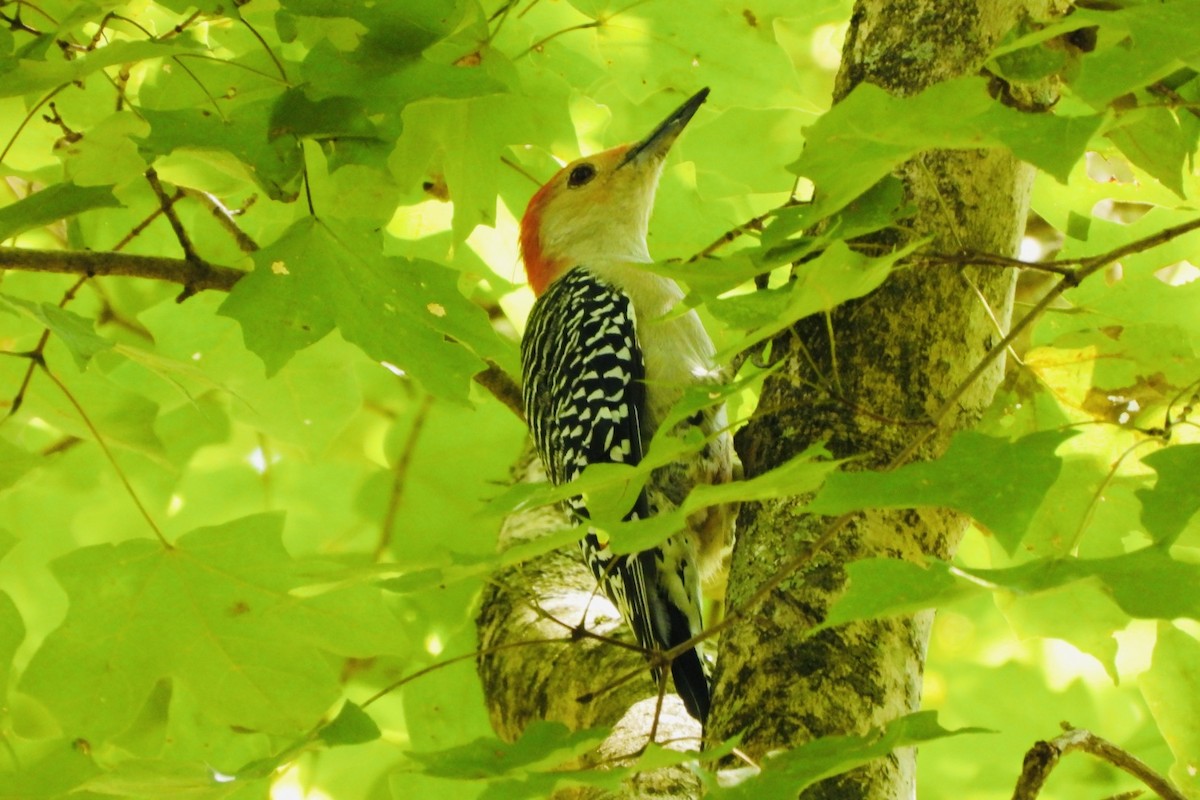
[707,1,1055,798]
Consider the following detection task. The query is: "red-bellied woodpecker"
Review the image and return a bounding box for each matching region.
[519,88,734,723]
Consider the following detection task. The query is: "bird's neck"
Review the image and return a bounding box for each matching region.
[523,213,652,295]
[583,260,682,318]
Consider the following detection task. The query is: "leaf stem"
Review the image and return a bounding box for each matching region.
[40,365,171,549]
[374,395,435,561]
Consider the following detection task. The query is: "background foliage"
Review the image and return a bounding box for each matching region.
[0,0,1197,798]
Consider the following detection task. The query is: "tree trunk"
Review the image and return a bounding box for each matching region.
[478,1,1055,797]
[707,0,1052,798]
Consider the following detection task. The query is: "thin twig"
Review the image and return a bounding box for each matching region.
[3,189,201,418]
[0,83,70,165]
[144,167,203,264]
[475,360,524,420]
[3,276,87,420]
[240,16,290,83]
[112,188,184,252]
[359,637,571,709]
[524,591,647,655]
[485,0,520,43]
[515,20,602,58]
[180,188,260,253]
[1148,81,1200,121]
[160,9,203,40]
[961,270,1024,367]
[143,170,234,301]
[910,250,1076,277]
[40,366,171,549]
[374,395,435,561]
[1067,438,1159,553]
[502,154,545,187]
[687,206,782,262]
[1012,725,1186,800]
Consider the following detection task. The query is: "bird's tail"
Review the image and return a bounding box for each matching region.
[669,642,711,724]
[594,543,712,724]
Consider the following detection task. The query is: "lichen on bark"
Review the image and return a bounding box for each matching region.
[708,2,1056,798]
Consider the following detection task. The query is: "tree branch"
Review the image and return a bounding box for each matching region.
[180,188,260,253]
[1012,725,1186,800]
[0,247,527,418]
[0,247,244,293]
[475,360,525,421]
[145,167,204,266]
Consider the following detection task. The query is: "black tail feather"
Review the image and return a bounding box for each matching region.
[670,646,711,724]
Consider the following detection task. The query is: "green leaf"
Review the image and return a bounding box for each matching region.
[378,524,583,594]
[400,721,607,779]
[137,103,305,201]
[684,442,839,511]
[280,0,467,58]
[1070,1,1200,108]
[967,546,1200,621]
[652,178,910,300]
[996,579,1128,681]
[991,38,1067,82]
[808,430,1074,554]
[648,252,779,299]
[318,701,381,747]
[494,434,834,557]
[19,513,407,739]
[1138,445,1200,546]
[545,3,820,117]
[296,38,504,125]
[58,111,149,187]
[820,558,972,631]
[709,711,985,798]
[815,547,1199,668]
[0,743,102,799]
[73,759,258,799]
[710,240,912,360]
[1139,624,1200,798]
[0,436,41,491]
[218,216,512,400]
[822,545,1200,638]
[268,87,382,145]
[0,40,200,98]
[0,591,24,701]
[390,94,533,240]
[0,294,113,369]
[1106,107,1189,196]
[595,442,838,556]
[0,183,122,242]
[791,76,1103,223]
[635,739,729,771]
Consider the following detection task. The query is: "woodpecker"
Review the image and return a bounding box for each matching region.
[519,88,734,723]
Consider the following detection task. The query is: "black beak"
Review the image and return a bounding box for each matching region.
[619,87,710,168]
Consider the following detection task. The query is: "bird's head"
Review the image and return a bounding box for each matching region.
[520,88,709,295]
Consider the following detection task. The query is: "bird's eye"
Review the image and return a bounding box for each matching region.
[568,163,596,187]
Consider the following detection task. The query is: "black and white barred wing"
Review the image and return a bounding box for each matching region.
[519,269,658,644]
